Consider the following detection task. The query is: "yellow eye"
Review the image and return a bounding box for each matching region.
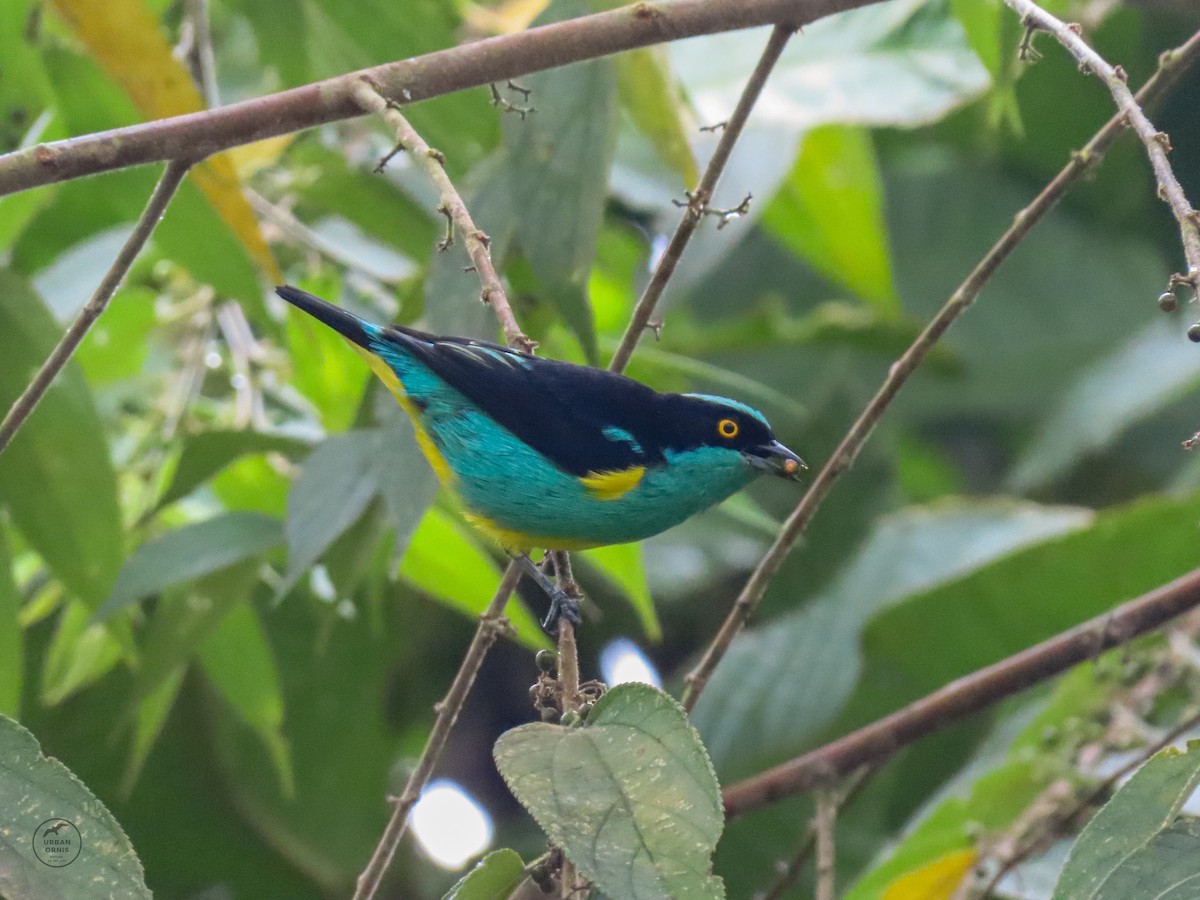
[717,418,739,439]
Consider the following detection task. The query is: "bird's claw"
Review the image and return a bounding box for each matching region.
[542,588,582,633]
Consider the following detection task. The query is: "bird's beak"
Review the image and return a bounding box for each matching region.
[745,440,806,481]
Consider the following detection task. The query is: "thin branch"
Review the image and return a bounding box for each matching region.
[549,549,582,899]
[814,790,837,900]
[0,160,190,456]
[608,24,793,374]
[721,565,1200,818]
[352,80,535,352]
[758,766,875,900]
[1006,0,1200,290]
[0,0,880,196]
[353,562,522,900]
[183,0,219,107]
[680,27,1200,713]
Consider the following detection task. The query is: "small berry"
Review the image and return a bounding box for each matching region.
[1188,323,1200,343]
[535,649,558,674]
[1159,291,1178,312]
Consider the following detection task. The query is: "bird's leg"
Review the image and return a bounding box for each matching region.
[512,553,582,632]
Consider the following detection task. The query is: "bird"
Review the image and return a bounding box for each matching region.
[276,285,805,629]
[43,822,69,837]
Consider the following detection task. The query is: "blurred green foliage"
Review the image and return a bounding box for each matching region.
[1,0,1200,897]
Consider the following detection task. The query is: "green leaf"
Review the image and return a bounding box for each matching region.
[371,392,439,564]
[0,271,123,606]
[494,683,725,900]
[157,429,310,510]
[580,543,660,641]
[400,507,547,649]
[501,0,617,362]
[0,715,151,899]
[762,125,898,315]
[95,512,283,622]
[0,532,21,717]
[617,48,698,187]
[74,286,157,384]
[1080,818,1200,900]
[1053,741,1200,900]
[283,431,379,590]
[41,601,125,706]
[121,668,184,798]
[843,493,1200,731]
[1010,317,1200,491]
[286,293,371,433]
[200,602,293,796]
[846,664,1109,898]
[692,500,1089,776]
[444,848,526,900]
[288,140,436,259]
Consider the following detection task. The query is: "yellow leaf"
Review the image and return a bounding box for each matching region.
[882,849,977,900]
[463,0,550,34]
[48,0,280,283]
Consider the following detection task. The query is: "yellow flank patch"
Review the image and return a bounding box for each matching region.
[580,466,646,501]
[462,511,601,555]
[357,347,456,489]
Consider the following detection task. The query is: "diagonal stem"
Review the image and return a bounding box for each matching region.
[680,27,1200,714]
[1005,0,1200,290]
[352,80,535,352]
[721,564,1200,818]
[0,159,191,456]
[608,23,794,374]
[353,562,522,900]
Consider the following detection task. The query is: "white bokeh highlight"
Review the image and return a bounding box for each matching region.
[409,779,493,870]
[600,638,662,688]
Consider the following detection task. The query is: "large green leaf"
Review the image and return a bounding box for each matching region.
[0,715,150,899]
[762,125,898,315]
[0,271,122,606]
[579,542,661,641]
[617,47,698,187]
[1053,741,1200,900]
[200,601,293,796]
[500,0,617,361]
[1079,819,1200,899]
[691,500,1089,777]
[841,493,1200,731]
[1010,317,1200,491]
[400,507,547,649]
[494,683,724,900]
[283,431,379,590]
[41,601,125,706]
[95,512,283,622]
[157,430,310,510]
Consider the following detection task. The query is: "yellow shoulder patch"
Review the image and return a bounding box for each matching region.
[580,466,646,501]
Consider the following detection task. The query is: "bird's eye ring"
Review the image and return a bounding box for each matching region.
[717,418,739,439]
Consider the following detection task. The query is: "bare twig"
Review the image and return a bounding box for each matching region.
[680,27,1200,713]
[183,0,219,106]
[549,549,583,899]
[721,565,1200,818]
[608,24,794,374]
[1006,0,1200,291]
[0,160,190,456]
[758,767,876,900]
[0,0,882,196]
[489,81,536,118]
[353,562,522,900]
[352,80,535,352]
[814,790,837,900]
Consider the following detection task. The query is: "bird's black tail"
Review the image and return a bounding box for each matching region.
[275,285,376,350]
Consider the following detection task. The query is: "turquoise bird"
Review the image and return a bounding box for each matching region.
[277,286,805,628]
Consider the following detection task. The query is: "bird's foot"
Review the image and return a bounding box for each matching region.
[512,553,584,633]
[542,588,583,633]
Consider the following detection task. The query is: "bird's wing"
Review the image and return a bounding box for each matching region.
[377,327,664,477]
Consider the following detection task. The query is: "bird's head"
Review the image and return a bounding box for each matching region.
[666,393,806,482]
